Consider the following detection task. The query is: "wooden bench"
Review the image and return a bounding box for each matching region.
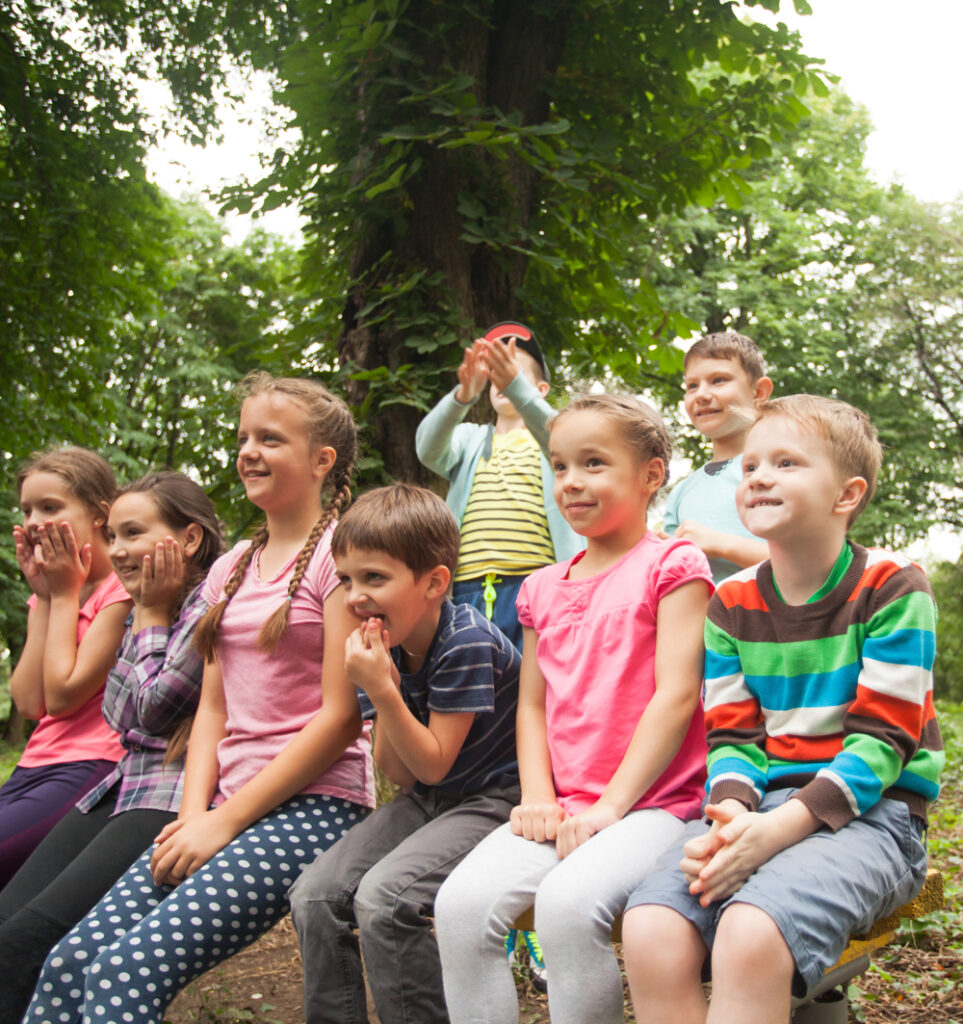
[513,868,944,1023]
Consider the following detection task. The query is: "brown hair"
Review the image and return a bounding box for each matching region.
[119,471,224,590]
[17,446,117,539]
[194,373,358,661]
[753,395,881,526]
[683,331,766,383]
[550,393,674,488]
[332,484,460,581]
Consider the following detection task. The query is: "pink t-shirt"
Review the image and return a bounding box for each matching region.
[516,532,713,819]
[201,528,374,808]
[19,574,129,767]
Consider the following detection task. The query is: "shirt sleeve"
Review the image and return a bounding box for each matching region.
[704,598,769,810]
[794,563,939,830]
[122,583,208,736]
[415,388,477,478]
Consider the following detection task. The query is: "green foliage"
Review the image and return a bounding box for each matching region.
[635,91,962,547]
[930,563,963,702]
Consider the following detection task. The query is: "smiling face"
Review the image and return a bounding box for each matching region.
[683,356,769,451]
[236,392,332,516]
[19,471,99,548]
[335,546,444,652]
[549,409,663,543]
[107,491,194,600]
[737,414,860,545]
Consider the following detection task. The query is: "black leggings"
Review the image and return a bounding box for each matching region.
[0,796,173,1024]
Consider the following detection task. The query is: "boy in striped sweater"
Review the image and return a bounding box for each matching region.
[621,394,942,1024]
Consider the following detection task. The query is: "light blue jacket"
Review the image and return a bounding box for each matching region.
[415,375,585,563]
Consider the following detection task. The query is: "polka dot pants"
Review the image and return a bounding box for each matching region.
[24,794,364,1024]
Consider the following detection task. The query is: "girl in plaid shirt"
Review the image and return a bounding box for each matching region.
[0,471,222,1023]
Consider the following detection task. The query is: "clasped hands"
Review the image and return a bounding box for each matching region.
[510,798,621,859]
[454,334,524,404]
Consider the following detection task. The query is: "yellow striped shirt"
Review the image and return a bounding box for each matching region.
[455,430,555,581]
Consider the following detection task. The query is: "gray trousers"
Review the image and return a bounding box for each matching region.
[288,782,519,1024]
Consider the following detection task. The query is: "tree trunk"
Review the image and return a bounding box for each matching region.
[338,0,570,482]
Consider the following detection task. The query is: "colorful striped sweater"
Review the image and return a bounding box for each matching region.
[704,543,942,831]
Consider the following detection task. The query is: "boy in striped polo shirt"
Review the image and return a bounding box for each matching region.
[622,394,942,1023]
[289,485,521,1024]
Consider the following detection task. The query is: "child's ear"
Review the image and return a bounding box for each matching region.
[643,457,665,492]
[181,523,203,558]
[312,445,337,479]
[535,379,550,398]
[753,376,774,403]
[424,564,451,600]
[835,476,867,518]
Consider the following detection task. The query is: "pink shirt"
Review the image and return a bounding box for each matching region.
[202,528,373,808]
[516,533,713,819]
[20,575,129,767]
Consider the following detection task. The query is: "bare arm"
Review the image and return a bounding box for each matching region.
[555,579,710,858]
[672,521,768,569]
[349,618,474,787]
[10,600,51,720]
[150,587,363,884]
[510,626,567,842]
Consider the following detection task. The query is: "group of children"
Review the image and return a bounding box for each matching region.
[0,325,941,1024]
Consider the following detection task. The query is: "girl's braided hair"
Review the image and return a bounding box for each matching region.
[194,372,357,662]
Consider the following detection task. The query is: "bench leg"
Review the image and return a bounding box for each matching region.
[790,987,848,1024]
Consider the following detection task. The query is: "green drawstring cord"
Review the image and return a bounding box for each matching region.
[483,572,499,620]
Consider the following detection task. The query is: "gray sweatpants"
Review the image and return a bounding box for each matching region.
[288,783,519,1024]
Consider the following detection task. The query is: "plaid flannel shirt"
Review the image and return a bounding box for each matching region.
[77,583,208,816]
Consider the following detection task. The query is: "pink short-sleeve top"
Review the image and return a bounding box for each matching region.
[516,532,713,819]
[19,574,129,767]
[201,527,374,808]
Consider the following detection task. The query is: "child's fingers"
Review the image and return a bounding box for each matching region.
[170,538,184,579]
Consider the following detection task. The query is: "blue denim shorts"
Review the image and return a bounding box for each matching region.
[625,790,928,995]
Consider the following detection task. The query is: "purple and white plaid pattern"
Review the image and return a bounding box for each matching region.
[77,583,208,816]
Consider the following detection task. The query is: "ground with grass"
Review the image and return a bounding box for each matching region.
[2,706,960,1023]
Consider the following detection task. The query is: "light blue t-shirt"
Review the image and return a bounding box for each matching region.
[663,458,760,583]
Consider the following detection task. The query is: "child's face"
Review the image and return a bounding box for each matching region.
[237,393,333,514]
[107,491,193,601]
[683,356,766,445]
[335,546,436,648]
[550,409,663,539]
[19,471,98,548]
[737,415,853,543]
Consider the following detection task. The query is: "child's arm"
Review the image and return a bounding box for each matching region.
[150,587,363,885]
[483,338,555,455]
[37,521,130,716]
[348,618,474,787]
[671,521,768,569]
[510,626,567,843]
[415,341,488,476]
[10,525,51,718]
[555,579,710,859]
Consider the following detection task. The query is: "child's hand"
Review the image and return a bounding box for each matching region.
[482,335,523,393]
[149,808,237,886]
[137,537,186,612]
[345,618,399,701]
[510,800,567,843]
[35,521,90,597]
[13,525,49,598]
[555,799,620,859]
[672,520,726,559]
[679,800,746,884]
[454,340,489,404]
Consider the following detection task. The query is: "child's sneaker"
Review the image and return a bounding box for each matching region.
[522,929,547,993]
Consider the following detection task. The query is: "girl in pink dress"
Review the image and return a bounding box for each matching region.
[436,393,714,1024]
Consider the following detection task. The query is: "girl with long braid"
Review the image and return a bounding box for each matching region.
[24,374,374,1024]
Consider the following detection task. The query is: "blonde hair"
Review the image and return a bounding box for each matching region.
[550,393,674,487]
[195,373,358,661]
[684,331,766,382]
[17,446,117,540]
[754,394,881,525]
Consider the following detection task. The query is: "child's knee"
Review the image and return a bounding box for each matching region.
[713,903,792,978]
[623,904,704,981]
